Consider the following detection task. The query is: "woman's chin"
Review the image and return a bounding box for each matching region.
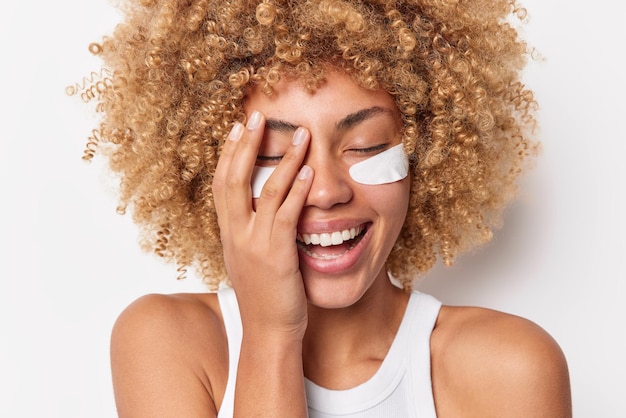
[301,269,370,310]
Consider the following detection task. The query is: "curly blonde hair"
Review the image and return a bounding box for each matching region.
[71,0,538,291]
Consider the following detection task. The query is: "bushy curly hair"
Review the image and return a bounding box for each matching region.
[71,0,538,291]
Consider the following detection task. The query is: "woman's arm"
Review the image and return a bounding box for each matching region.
[110,294,225,417]
[212,112,313,417]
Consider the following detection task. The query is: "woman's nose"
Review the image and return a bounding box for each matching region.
[303,153,353,210]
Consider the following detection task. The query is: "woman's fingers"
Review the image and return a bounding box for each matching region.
[225,112,266,224]
[255,127,311,228]
[213,112,265,228]
[270,164,314,246]
[212,122,244,225]
[214,110,312,246]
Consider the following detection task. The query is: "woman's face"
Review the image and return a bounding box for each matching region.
[244,70,410,309]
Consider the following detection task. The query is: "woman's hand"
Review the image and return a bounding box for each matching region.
[212,111,313,339]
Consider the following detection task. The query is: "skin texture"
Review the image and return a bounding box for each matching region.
[110,73,571,417]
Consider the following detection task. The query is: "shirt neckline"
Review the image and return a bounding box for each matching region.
[304,292,417,415]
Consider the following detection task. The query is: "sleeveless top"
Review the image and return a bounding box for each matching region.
[216,287,442,418]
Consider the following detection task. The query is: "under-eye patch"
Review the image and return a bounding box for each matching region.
[251,166,275,198]
[348,143,408,185]
[250,143,408,197]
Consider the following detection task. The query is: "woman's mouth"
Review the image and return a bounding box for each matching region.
[296,224,368,260]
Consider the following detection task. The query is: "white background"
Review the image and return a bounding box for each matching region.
[1,1,624,416]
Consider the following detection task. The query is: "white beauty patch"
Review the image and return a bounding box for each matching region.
[348,143,409,185]
[250,144,408,197]
[251,165,275,198]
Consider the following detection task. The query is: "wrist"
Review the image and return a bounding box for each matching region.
[241,323,307,347]
[239,308,308,342]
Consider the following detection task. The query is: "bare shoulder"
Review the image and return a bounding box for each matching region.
[110,292,229,417]
[430,305,572,418]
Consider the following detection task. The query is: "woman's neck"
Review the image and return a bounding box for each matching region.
[302,271,409,390]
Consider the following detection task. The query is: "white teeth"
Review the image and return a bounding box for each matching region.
[320,233,332,247]
[298,226,363,247]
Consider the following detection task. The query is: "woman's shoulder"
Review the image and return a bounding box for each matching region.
[430,305,572,417]
[110,292,229,416]
[111,292,227,348]
[113,291,223,327]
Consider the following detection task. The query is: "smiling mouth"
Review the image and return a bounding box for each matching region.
[296,224,368,260]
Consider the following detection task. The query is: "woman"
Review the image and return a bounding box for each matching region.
[75,0,572,416]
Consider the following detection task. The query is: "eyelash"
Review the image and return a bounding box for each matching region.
[256,155,283,162]
[350,143,388,153]
[256,144,388,161]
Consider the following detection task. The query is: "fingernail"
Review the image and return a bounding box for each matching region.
[292,127,308,146]
[298,165,312,180]
[228,122,244,141]
[247,111,262,130]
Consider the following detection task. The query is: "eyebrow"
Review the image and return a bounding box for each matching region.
[336,106,393,131]
[265,118,299,133]
[264,106,394,134]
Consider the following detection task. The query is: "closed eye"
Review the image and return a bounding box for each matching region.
[349,143,388,154]
[256,155,283,162]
